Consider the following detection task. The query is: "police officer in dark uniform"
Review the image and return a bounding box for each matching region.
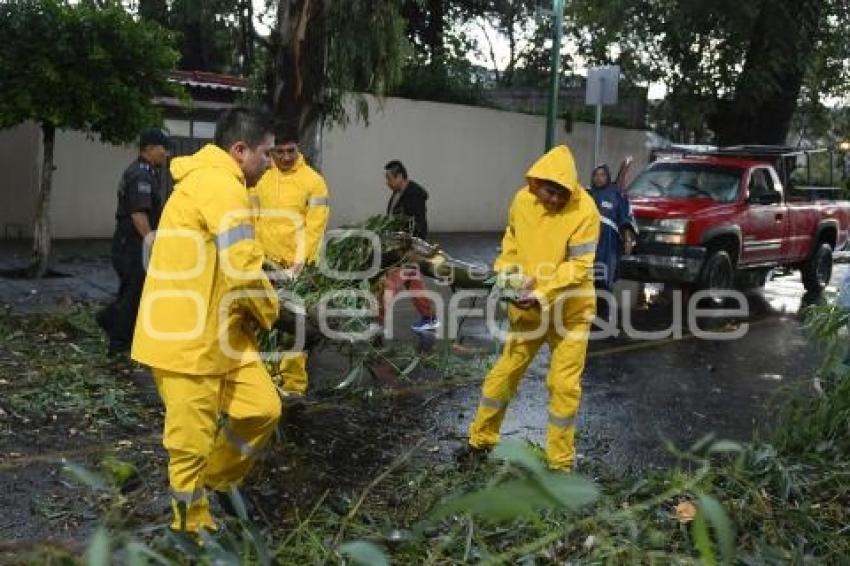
[97,128,171,357]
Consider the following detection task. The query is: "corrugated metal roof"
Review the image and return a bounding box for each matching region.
[168,70,248,92]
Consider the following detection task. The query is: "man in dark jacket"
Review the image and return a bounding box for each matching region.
[96,128,170,357]
[385,160,429,238]
[381,160,438,333]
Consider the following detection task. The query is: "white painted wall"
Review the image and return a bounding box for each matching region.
[0,122,40,238]
[321,96,649,231]
[50,130,136,238]
[0,97,650,239]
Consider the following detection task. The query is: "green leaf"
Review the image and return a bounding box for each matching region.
[697,494,736,564]
[689,434,717,454]
[430,480,558,522]
[339,541,389,566]
[691,510,716,566]
[226,485,249,521]
[85,526,110,566]
[535,472,600,510]
[335,364,363,390]
[492,439,548,475]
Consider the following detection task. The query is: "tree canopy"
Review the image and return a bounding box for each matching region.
[0,0,180,143]
[569,0,850,144]
[0,0,180,276]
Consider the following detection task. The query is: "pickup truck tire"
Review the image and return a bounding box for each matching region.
[801,243,833,294]
[695,250,734,298]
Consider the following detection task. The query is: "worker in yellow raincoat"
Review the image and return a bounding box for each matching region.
[252,126,330,400]
[132,107,280,532]
[459,145,600,471]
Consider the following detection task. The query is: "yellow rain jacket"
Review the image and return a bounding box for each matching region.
[469,146,600,470]
[132,144,279,375]
[495,145,600,322]
[253,154,330,265]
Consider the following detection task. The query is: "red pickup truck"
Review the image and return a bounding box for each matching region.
[619,146,850,293]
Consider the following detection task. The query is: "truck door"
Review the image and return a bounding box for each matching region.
[741,167,787,263]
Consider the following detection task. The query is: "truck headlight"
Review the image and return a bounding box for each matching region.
[655,218,689,234]
[651,233,687,244]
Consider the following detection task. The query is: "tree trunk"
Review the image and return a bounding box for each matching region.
[426,0,445,63]
[270,0,328,168]
[710,0,823,145]
[239,0,255,74]
[30,123,55,278]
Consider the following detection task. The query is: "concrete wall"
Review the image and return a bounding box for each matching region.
[322,95,649,232]
[0,123,136,239]
[0,97,649,238]
[0,122,40,238]
[50,130,136,238]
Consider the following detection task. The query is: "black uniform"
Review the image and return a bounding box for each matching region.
[97,158,163,355]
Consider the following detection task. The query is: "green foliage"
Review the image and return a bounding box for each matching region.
[0,0,181,143]
[430,440,600,522]
[140,0,256,75]
[569,0,850,143]
[0,306,145,426]
[338,541,390,566]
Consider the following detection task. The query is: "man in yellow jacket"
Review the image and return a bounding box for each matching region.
[252,127,330,399]
[461,145,600,471]
[132,107,279,532]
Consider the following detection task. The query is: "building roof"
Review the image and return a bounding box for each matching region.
[168,70,248,93]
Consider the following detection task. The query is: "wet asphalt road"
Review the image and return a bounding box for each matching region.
[423,234,843,473]
[0,235,843,474]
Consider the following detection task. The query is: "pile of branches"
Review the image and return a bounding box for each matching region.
[256,215,414,364]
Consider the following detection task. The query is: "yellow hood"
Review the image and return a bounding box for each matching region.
[525,145,581,193]
[170,144,244,187]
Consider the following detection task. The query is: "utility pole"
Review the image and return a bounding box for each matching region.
[545,0,564,151]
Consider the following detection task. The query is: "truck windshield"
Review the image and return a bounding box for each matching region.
[628,163,741,203]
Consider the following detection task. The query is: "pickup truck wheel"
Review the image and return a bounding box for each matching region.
[695,250,734,299]
[801,243,833,294]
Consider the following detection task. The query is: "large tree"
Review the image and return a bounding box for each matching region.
[0,0,180,277]
[570,0,850,145]
[262,0,410,167]
[138,0,257,75]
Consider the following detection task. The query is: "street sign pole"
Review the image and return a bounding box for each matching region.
[593,77,604,169]
[545,0,564,151]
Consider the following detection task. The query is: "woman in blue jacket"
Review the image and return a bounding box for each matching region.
[590,164,638,318]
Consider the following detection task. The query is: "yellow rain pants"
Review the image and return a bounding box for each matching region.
[469,315,590,470]
[153,360,281,532]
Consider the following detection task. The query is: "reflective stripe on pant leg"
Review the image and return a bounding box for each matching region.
[548,413,576,429]
[221,419,263,458]
[469,336,542,449]
[205,361,282,491]
[544,322,589,470]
